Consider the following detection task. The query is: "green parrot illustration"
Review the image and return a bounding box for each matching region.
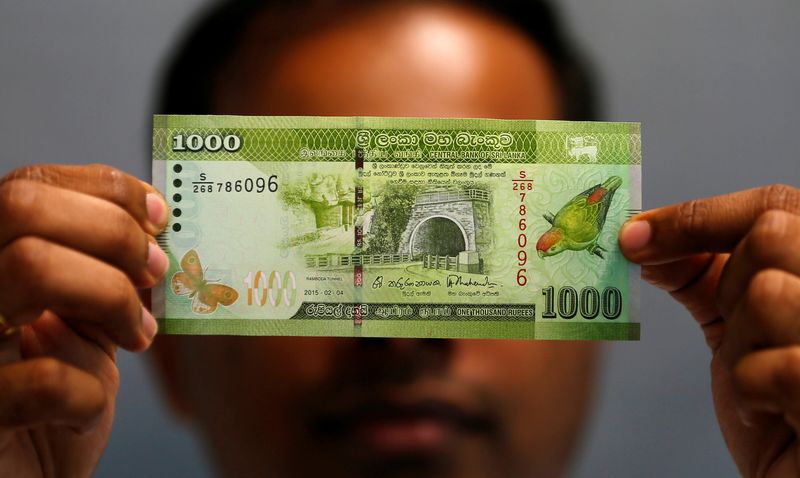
[536,176,623,259]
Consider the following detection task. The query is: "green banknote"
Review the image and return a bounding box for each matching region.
[152,116,641,340]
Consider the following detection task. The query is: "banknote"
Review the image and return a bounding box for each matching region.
[152,116,641,340]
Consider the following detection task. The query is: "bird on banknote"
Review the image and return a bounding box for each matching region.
[536,176,623,259]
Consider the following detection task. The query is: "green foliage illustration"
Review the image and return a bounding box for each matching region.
[365,183,418,254]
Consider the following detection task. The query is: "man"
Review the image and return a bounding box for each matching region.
[0,1,798,477]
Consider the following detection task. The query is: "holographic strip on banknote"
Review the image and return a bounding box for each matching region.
[153,115,641,340]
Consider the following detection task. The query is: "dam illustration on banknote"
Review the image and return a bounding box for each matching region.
[152,116,641,340]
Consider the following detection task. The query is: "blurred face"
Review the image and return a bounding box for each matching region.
[153,3,598,478]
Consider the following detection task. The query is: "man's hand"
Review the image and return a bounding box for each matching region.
[620,184,800,478]
[0,164,168,477]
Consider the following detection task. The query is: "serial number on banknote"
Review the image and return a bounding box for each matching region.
[189,173,278,194]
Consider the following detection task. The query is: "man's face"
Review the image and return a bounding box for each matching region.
[153,3,598,477]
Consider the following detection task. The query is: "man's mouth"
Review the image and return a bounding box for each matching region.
[350,400,471,454]
[308,395,497,456]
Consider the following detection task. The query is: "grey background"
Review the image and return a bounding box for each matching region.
[1,0,798,476]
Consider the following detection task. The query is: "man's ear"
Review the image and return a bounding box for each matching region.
[147,335,196,421]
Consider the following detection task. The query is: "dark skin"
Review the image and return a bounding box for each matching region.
[0,2,798,477]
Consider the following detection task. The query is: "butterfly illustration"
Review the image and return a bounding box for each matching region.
[171,249,239,314]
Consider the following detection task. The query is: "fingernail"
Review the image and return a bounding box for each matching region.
[146,193,168,228]
[142,305,158,341]
[619,220,652,253]
[147,242,168,279]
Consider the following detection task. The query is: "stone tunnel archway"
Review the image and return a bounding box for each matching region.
[397,189,491,256]
[408,215,468,256]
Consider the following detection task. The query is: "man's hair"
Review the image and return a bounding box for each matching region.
[157,0,600,120]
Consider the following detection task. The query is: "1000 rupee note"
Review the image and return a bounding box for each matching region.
[153,115,641,340]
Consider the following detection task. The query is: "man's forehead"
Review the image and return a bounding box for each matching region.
[213,1,560,119]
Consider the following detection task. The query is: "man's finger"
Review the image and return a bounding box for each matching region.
[21,311,119,373]
[0,180,168,287]
[715,210,800,318]
[723,269,800,364]
[733,346,800,430]
[0,237,157,352]
[0,357,106,433]
[640,253,715,292]
[619,184,800,265]
[665,254,729,350]
[1,164,168,236]
[668,254,728,323]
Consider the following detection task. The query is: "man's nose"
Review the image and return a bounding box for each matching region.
[346,338,454,384]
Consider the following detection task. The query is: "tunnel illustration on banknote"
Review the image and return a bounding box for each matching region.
[281,173,494,276]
